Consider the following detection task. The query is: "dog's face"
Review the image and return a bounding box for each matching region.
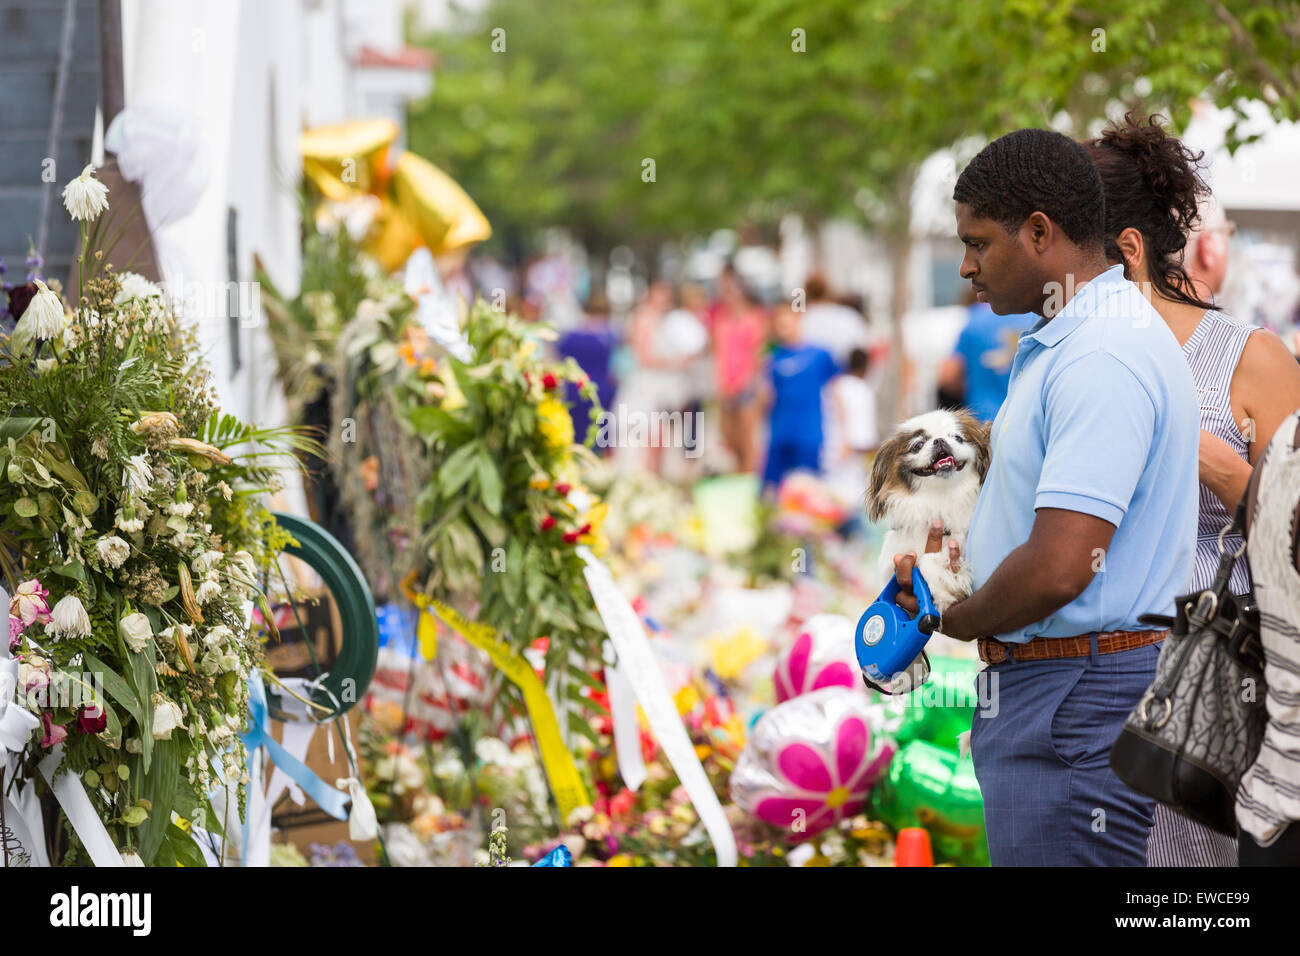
[867,409,991,521]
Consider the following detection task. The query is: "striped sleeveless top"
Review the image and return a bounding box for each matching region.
[1182,309,1258,594]
[1236,411,1300,844]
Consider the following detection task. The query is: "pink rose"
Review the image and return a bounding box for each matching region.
[40,712,68,749]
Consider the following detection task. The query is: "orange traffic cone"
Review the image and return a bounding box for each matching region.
[894,827,934,867]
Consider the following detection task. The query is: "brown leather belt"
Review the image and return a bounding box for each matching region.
[977,629,1168,664]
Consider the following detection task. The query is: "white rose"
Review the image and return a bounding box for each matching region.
[151,693,184,739]
[202,625,233,649]
[119,612,152,653]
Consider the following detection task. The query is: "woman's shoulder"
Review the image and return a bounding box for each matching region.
[1198,307,1260,338]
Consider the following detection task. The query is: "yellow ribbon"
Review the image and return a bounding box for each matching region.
[400,576,590,822]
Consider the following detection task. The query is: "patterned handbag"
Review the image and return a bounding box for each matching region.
[1110,502,1268,836]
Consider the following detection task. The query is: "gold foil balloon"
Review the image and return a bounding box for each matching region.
[298,119,491,272]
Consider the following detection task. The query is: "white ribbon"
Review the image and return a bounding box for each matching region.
[0,658,40,754]
[5,595,102,868]
[335,776,378,841]
[603,646,646,792]
[577,547,737,867]
[5,778,51,867]
[37,746,123,867]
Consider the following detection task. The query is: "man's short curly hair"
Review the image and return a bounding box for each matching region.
[954,129,1105,246]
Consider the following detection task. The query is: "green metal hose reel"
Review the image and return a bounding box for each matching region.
[263,512,379,723]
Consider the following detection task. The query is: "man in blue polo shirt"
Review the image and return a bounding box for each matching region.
[893,129,1198,866]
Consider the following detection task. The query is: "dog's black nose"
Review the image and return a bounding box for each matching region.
[931,438,953,461]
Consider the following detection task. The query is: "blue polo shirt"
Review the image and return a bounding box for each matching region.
[965,265,1199,644]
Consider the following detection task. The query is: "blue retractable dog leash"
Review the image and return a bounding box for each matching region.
[855,566,940,695]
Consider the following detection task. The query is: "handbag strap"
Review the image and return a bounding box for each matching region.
[1147,500,1251,703]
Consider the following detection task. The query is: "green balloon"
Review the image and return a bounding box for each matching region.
[873,739,989,867]
[894,656,981,752]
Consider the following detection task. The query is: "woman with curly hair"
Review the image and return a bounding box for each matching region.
[1085,112,1300,866]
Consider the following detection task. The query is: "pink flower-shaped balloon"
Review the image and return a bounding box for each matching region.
[773,614,858,702]
[731,687,898,839]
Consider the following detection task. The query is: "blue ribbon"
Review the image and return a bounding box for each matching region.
[241,673,351,826]
[531,844,573,867]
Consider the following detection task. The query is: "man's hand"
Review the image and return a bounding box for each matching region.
[892,519,961,616]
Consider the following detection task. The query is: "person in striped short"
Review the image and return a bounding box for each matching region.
[1085,113,1300,865]
[1237,409,1300,865]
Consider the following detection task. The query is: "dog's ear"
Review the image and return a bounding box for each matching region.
[960,410,992,482]
[866,434,903,522]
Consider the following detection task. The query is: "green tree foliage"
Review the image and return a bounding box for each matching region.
[410,0,1300,250]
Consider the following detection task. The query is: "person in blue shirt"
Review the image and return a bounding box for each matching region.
[938,297,1035,422]
[556,290,618,442]
[761,305,838,489]
[893,129,1199,867]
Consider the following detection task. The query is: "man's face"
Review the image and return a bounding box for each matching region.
[956,203,1043,315]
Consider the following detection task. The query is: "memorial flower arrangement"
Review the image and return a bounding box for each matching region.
[0,167,312,866]
[397,301,610,685]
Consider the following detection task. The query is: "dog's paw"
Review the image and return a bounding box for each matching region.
[915,550,971,613]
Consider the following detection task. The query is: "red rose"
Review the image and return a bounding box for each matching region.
[562,530,580,543]
[540,515,557,531]
[76,704,107,734]
[578,523,592,535]
[542,372,559,390]
[555,482,572,496]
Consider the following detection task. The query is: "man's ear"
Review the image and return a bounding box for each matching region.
[1197,228,1224,270]
[1116,227,1145,282]
[1026,211,1053,253]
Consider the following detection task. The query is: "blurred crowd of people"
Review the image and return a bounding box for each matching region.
[551,264,886,501]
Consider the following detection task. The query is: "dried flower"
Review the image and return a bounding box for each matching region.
[95,535,130,569]
[46,594,91,640]
[177,562,204,623]
[14,278,65,341]
[124,454,153,495]
[115,502,145,533]
[10,579,51,626]
[167,437,232,465]
[62,164,110,221]
[40,712,67,748]
[131,411,180,446]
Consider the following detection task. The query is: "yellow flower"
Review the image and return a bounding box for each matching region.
[537,397,574,450]
[529,475,551,490]
[674,684,701,716]
[607,854,635,867]
[441,366,467,410]
[577,500,609,555]
[707,626,767,682]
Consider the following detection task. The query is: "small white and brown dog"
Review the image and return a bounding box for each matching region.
[867,408,991,612]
